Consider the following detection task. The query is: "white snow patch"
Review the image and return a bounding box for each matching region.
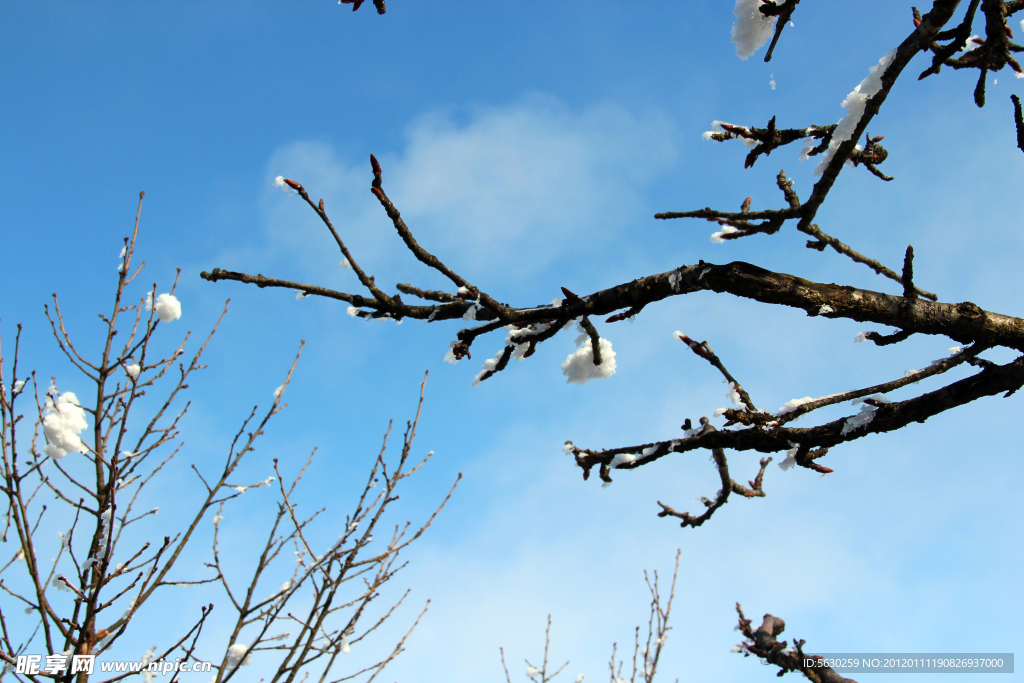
[125,363,141,381]
[561,338,616,385]
[779,443,799,471]
[841,395,890,435]
[146,293,182,323]
[960,35,983,54]
[731,0,776,60]
[611,453,638,468]
[226,643,252,672]
[711,226,739,243]
[814,50,896,175]
[472,349,505,386]
[443,341,460,365]
[42,391,88,459]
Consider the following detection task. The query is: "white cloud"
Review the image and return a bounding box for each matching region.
[255,95,678,285]
[392,95,677,275]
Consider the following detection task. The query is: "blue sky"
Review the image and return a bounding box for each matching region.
[2,2,1022,681]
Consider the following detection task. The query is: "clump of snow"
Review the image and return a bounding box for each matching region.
[84,508,114,568]
[563,441,574,454]
[726,382,742,405]
[226,643,251,673]
[841,395,890,435]
[776,396,815,415]
[668,269,682,292]
[443,341,460,365]
[713,407,730,417]
[125,363,141,381]
[711,226,739,243]
[702,121,723,141]
[841,404,877,435]
[702,121,755,147]
[611,453,638,469]
[273,176,295,194]
[339,258,351,269]
[854,331,870,343]
[511,342,529,361]
[472,350,504,386]
[346,306,360,317]
[960,35,983,54]
[814,50,896,176]
[562,338,616,385]
[731,0,776,60]
[818,304,834,315]
[463,304,479,321]
[779,443,799,471]
[42,391,88,459]
[273,385,285,400]
[799,137,816,162]
[769,73,776,90]
[146,292,182,323]
[949,346,963,354]
[295,290,307,300]
[551,298,563,308]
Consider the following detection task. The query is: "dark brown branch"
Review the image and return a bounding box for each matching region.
[578,317,604,366]
[1012,93,1024,152]
[674,332,756,410]
[759,0,801,62]
[338,0,386,14]
[656,440,771,528]
[366,157,511,323]
[735,605,859,683]
[570,353,1023,477]
[917,0,983,80]
[902,245,917,299]
[659,170,935,299]
[209,262,1019,355]
[797,1,963,241]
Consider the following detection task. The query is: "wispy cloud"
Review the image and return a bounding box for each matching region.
[253,94,679,292]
